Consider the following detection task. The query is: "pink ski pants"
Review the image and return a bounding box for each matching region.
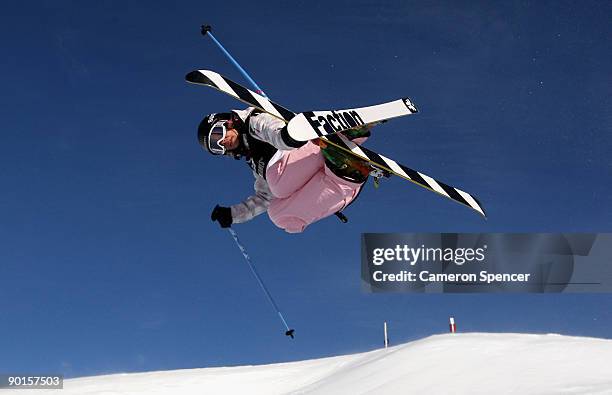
[266,141,365,233]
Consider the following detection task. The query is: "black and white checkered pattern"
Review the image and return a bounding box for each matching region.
[186,70,294,122]
[186,69,486,217]
[324,134,486,217]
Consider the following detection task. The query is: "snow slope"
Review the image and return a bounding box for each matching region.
[7,333,612,395]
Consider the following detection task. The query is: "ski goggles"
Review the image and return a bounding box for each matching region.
[208,121,228,155]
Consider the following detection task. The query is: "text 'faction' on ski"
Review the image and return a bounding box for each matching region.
[287,98,418,142]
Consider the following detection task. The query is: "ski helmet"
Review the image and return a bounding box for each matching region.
[197,112,234,155]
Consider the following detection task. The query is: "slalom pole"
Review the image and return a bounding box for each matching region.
[201,24,294,338]
[201,25,267,97]
[228,228,295,339]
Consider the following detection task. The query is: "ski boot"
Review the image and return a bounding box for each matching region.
[318,127,372,183]
[341,126,371,141]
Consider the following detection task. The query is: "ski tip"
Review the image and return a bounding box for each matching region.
[285,329,295,339]
[467,202,486,219]
[472,196,487,219]
[185,70,205,83]
[402,97,418,113]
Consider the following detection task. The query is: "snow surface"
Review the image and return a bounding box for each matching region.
[7,333,612,395]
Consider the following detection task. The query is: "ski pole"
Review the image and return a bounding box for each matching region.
[227,228,295,339]
[201,25,294,338]
[201,25,267,97]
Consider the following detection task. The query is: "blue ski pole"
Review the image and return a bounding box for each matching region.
[227,228,294,339]
[201,25,267,97]
[201,25,294,338]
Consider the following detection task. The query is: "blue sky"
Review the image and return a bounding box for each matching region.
[1,0,611,378]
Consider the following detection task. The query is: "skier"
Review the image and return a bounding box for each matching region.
[198,107,371,233]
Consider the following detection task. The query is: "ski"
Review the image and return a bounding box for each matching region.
[186,70,294,122]
[186,69,486,217]
[324,134,486,217]
[286,98,418,142]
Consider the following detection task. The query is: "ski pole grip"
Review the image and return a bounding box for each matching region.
[201,25,212,36]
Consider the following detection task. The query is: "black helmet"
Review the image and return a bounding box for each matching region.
[198,112,233,155]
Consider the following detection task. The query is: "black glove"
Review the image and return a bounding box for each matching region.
[211,205,233,228]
